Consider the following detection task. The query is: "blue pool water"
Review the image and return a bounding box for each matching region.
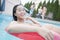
[0,14,20,40]
[0,14,60,40]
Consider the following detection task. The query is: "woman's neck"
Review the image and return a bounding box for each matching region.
[17,18,25,23]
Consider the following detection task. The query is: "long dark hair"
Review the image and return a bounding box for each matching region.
[13,5,19,21]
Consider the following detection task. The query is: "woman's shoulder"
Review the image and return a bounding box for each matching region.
[6,21,16,31]
[10,21,16,23]
[11,21,16,23]
[9,21,17,25]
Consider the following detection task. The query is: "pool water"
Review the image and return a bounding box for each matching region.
[0,14,20,40]
[0,14,60,40]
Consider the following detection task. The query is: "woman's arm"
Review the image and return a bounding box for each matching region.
[6,21,53,40]
[6,23,53,40]
[6,21,39,33]
[26,17,41,27]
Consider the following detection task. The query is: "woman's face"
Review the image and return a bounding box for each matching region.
[15,5,26,19]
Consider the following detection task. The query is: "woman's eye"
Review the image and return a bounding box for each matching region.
[17,9,21,11]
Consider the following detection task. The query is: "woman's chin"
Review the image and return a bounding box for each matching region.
[19,17,25,19]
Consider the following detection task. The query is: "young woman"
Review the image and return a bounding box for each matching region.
[6,5,60,40]
[41,6,47,19]
[36,6,42,18]
[29,3,35,16]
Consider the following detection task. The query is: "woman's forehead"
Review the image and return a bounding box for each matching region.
[16,5,24,9]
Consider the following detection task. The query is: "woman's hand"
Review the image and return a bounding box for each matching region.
[45,31,53,40]
[38,27,54,40]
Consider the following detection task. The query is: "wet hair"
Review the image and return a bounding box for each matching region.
[13,5,19,21]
